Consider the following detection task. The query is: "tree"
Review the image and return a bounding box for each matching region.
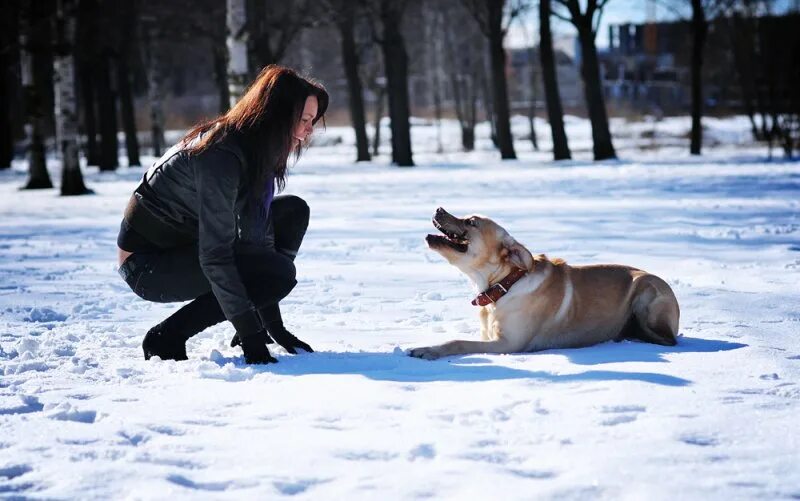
[246,0,315,73]
[53,0,90,195]
[724,3,800,158]
[539,0,571,159]
[227,0,249,106]
[323,0,371,161]
[76,0,99,166]
[95,41,119,171]
[442,0,483,151]
[140,14,165,156]
[367,0,414,166]
[689,0,708,155]
[0,0,20,170]
[115,0,141,167]
[461,0,529,160]
[552,0,616,160]
[664,0,730,155]
[19,0,54,190]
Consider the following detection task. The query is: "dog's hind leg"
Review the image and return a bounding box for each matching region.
[629,279,680,346]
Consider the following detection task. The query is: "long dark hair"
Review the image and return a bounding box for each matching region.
[181,65,328,196]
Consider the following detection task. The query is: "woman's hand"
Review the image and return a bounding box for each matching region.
[238,330,278,364]
[267,327,314,354]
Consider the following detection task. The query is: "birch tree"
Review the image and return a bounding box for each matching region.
[227,0,249,106]
[53,0,90,195]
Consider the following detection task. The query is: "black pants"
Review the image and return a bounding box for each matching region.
[118,195,309,309]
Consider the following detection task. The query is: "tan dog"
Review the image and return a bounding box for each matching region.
[409,208,679,360]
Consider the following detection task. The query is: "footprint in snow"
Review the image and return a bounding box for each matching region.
[599,405,645,426]
[407,443,436,461]
[680,434,719,447]
[273,478,329,496]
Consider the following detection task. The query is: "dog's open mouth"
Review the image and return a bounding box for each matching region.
[426,209,469,253]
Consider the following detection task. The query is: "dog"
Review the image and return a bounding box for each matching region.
[409,208,679,360]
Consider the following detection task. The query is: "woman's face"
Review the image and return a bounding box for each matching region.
[293,95,319,145]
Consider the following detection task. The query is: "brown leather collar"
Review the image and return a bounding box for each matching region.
[471,267,528,306]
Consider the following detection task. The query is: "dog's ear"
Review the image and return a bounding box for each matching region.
[504,238,534,271]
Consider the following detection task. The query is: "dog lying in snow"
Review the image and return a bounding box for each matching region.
[409,208,680,360]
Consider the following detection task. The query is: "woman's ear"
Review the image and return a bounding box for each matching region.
[505,239,534,271]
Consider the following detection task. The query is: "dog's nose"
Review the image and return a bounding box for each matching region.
[436,207,445,215]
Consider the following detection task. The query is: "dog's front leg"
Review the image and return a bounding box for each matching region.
[409,337,523,360]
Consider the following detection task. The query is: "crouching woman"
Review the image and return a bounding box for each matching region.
[116,65,328,364]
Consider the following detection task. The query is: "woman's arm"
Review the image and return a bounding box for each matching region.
[194,148,261,337]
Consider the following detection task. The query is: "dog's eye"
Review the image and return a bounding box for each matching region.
[466,218,477,227]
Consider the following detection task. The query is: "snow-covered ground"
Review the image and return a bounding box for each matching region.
[1,116,799,499]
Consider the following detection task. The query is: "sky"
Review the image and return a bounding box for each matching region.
[506,0,799,51]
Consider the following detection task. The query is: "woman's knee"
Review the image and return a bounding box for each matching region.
[274,195,309,226]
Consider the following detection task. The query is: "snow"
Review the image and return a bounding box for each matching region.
[1,116,799,499]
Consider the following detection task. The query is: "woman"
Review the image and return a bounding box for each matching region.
[117,65,328,364]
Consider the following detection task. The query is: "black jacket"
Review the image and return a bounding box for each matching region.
[124,135,274,334]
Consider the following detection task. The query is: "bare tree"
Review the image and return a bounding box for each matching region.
[461,0,529,160]
[725,2,800,158]
[689,0,708,155]
[95,37,119,171]
[367,0,414,166]
[19,0,54,190]
[539,0,571,159]
[0,0,19,169]
[662,0,732,155]
[442,0,483,151]
[53,0,90,195]
[552,0,616,160]
[140,14,165,157]
[76,0,99,166]
[227,0,249,106]
[322,0,372,161]
[246,0,315,72]
[115,0,141,167]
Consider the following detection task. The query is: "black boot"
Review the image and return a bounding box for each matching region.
[142,292,226,361]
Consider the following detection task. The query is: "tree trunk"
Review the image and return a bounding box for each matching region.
[0,0,19,169]
[227,0,249,107]
[76,0,99,166]
[0,62,11,169]
[479,54,498,148]
[690,0,707,156]
[95,51,119,170]
[380,3,413,166]
[539,0,571,160]
[339,14,371,162]
[372,85,385,157]
[143,23,165,156]
[117,55,140,167]
[54,0,90,195]
[461,126,475,151]
[487,0,516,159]
[78,62,100,165]
[20,0,53,189]
[213,45,230,114]
[116,0,140,167]
[577,21,616,160]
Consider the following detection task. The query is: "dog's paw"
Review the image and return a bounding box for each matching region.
[408,346,442,360]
